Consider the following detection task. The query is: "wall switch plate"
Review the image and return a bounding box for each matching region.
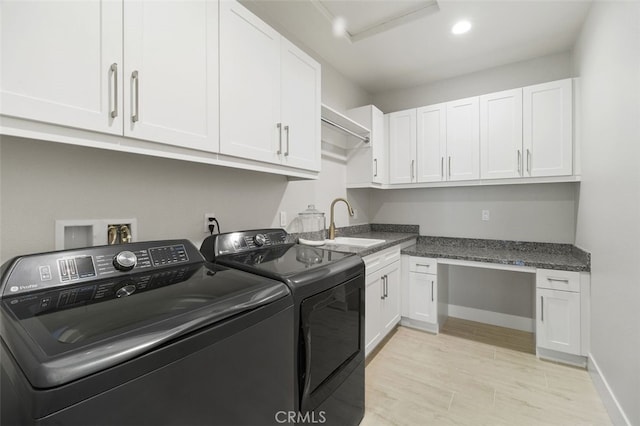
[482,210,490,221]
[280,211,287,227]
[204,213,216,233]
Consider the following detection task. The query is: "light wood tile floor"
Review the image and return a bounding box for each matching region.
[362,320,611,426]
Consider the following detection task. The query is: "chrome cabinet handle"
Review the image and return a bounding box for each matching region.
[411,160,415,181]
[517,150,522,175]
[431,281,434,302]
[284,125,290,157]
[374,158,378,177]
[380,276,385,300]
[547,277,570,283]
[276,123,282,155]
[448,156,452,178]
[527,149,531,175]
[384,275,388,298]
[110,63,118,118]
[441,157,444,179]
[541,296,544,322]
[131,70,139,123]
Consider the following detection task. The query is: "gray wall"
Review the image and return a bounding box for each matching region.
[372,52,573,113]
[447,267,535,317]
[573,2,640,424]
[369,183,578,243]
[0,56,372,262]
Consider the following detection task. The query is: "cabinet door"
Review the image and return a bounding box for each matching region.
[416,104,446,182]
[536,288,581,355]
[364,273,383,356]
[480,89,523,179]
[409,272,437,324]
[124,0,218,151]
[280,38,321,171]
[523,79,573,177]
[446,97,480,181]
[219,1,281,164]
[0,1,123,134]
[346,105,386,185]
[388,109,417,184]
[371,106,386,184]
[381,262,401,334]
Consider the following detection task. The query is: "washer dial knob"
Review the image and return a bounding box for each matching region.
[254,234,267,247]
[113,251,137,271]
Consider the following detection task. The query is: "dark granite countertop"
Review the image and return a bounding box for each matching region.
[402,236,590,272]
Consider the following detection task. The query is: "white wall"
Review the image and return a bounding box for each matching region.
[0,52,372,262]
[372,52,573,113]
[572,2,640,424]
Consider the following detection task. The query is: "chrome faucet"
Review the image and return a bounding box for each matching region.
[328,198,355,240]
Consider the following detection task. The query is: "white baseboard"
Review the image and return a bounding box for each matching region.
[588,353,631,426]
[447,304,534,332]
[400,317,439,334]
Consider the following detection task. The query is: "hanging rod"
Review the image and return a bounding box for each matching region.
[321,117,370,143]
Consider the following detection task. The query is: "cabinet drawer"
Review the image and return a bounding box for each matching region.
[536,269,580,292]
[363,246,401,273]
[409,257,437,274]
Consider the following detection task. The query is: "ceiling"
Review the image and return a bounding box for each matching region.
[240,0,592,94]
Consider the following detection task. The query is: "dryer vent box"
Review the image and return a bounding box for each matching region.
[55,219,138,250]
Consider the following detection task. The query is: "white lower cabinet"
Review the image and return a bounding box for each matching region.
[536,288,581,354]
[535,269,584,358]
[409,269,437,324]
[405,257,443,333]
[364,246,401,357]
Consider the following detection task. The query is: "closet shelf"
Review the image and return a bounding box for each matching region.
[321,104,370,144]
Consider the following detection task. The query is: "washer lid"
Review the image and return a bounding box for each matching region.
[1,262,290,388]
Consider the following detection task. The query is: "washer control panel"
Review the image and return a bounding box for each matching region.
[0,240,201,298]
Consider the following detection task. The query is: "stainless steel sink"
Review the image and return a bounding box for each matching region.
[324,237,386,248]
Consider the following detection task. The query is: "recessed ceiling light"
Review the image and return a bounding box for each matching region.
[451,20,472,35]
[332,16,347,38]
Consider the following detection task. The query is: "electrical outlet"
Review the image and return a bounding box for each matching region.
[482,210,490,221]
[280,211,287,227]
[204,213,216,233]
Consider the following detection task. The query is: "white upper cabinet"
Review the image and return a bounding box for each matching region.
[124,0,219,152]
[388,109,417,184]
[280,39,321,171]
[371,107,386,184]
[523,79,573,177]
[220,1,321,171]
[346,105,386,185]
[446,97,480,181]
[0,0,123,135]
[416,103,446,183]
[1,0,218,152]
[480,89,523,179]
[219,1,281,165]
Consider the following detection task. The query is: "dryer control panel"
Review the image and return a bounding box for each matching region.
[200,228,292,260]
[0,240,204,297]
